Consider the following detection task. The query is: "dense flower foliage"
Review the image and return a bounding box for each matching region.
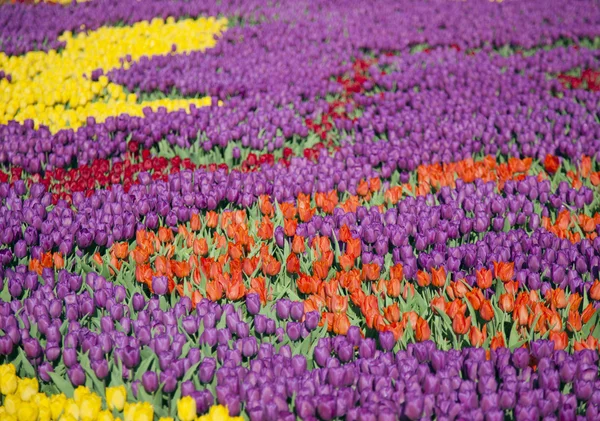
[1,0,600,420]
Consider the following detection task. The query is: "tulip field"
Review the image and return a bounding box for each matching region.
[2,0,600,419]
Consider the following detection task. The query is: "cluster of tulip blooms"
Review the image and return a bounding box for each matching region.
[2,0,600,419]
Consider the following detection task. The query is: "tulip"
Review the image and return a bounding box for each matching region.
[67,364,86,387]
[142,371,159,394]
[152,276,169,296]
[452,313,471,335]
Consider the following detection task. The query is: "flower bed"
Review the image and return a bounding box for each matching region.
[1,0,600,420]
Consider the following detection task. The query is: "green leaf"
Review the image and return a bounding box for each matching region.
[48,371,75,397]
[135,354,155,380]
[18,349,36,378]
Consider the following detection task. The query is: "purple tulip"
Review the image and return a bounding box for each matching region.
[142,371,159,393]
[151,276,169,296]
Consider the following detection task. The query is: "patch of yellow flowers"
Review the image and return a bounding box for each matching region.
[0,16,227,132]
[0,365,242,421]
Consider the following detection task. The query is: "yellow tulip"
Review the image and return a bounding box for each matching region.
[0,411,17,421]
[38,406,52,421]
[158,418,174,421]
[177,397,196,421]
[106,385,127,411]
[58,415,78,421]
[0,365,18,396]
[97,410,114,421]
[16,403,38,421]
[79,393,102,421]
[49,394,67,421]
[17,378,39,402]
[3,395,20,416]
[132,403,153,421]
[123,403,136,421]
[208,406,230,420]
[63,399,80,420]
[74,386,91,405]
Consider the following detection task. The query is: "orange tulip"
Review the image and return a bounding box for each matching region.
[582,303,596,324]
[226,279,246,301]
[384,304,401,323]
[131,247,149,265]
[403,311,418,331]
[431,266,446,287]
[158,227,174,243]
[499,293,514,313]
[193,238,208,256]
[580,155,592,178]
[346,238,361,259]
[286,253,300,274]
[362,263,380,282]
[297,195,314,222]
[171,260,191,278]
[339,253,355,272]
[297,275,320,295]
[589,280,600,300]
[279,202,297,220]
[430,296,446,315]
[154,256,170,276]
[292,235,305,254]
[205,211,219,228]
[284,218,297,237]
[476,268,493,290]
[447,280,469,300]
[242,257,259,276]
[40,252,53,268]
[549,330,568,351]
[446,299,466,319]
[567,310,582,332]
[544,154,560,174]
[259,195,274,216]
[339,224,352,243]
[416,270,431,287]
[52,252,64,269]
[415,317,431,342]
[386,278,401,298]
[574,335,599,352]
[466,288,484,311]
[567,292,583,311]
[504,280,519,296]
[191,290,203,307]
[490,332,505,350]
[546,288,567,310]
[547,312,563,332]
[333,313,350,335]
[453,313,471,335]
[135,262,152,282]
[190,213,201,231]
[330,295,349,314]
[385,322,404,341]
[350,289,366,308]
[112,242,129,260]
[262,256,281,277]
[401,282,415,300]
[479,299,495,321]
[469,325,486,347]
[390,264,404,281]
[313,260,330,280]
[257,217,274,240]
[92,252,104,266]
[206,280,223,301]
[357,179,369,196]
[493,261,514,282]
